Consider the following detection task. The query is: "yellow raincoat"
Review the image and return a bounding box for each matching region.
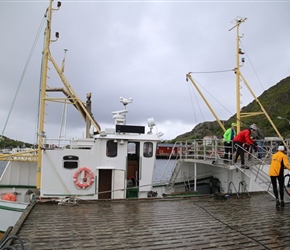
[269,151,290,176]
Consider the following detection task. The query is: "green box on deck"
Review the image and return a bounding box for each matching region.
[126,187,139,198]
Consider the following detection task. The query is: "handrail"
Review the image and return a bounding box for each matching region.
[228,181,239,198]
[238,181,250,197]
[158,141,181,182]
[161,138,290,196]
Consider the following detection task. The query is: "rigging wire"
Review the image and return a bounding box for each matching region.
[240,40,265,91]
[188,78,206,123]
[0,16,46,142]
[186,80,202,124]
[188,73,235,121]
[189,69,234,74]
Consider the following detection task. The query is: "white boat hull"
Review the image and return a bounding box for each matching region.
[0,200,28,234]
[0,161,37,235]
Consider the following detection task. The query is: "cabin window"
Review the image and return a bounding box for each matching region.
[143,142,153,158]
[106,140,117,157]
[127,142,139,161]
[128,142,136,154]
[63,155,79,169]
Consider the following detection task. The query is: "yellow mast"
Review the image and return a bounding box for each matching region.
[229,17,284,141]
[185,17,285,142]
[36,1,102,189]
[186,73,226,132]
[229,17,247,133]
[36,0,55,189]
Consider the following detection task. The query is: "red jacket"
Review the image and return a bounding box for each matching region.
[233,129,254,145]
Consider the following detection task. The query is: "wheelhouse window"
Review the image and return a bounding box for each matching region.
[63,155,79,169]
[143,142,153,158]
[128,142,136,154]
[106,140,117,157]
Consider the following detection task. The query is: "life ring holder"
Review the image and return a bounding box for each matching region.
[73,167,94,189]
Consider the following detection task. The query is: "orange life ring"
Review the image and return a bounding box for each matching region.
[73,167,94,189]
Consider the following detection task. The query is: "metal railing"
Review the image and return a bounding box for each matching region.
[171,137,290,162]
[159,138,290,193]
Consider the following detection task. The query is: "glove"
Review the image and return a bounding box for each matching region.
[252,144,257,152]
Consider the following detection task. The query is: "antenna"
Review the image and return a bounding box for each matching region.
[118,97,133,124]
[120,97,133,109]
[61,49,68,73]
[112,110,129,125]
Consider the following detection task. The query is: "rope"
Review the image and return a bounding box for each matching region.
[0,235,24,250]
[193,201,271,249]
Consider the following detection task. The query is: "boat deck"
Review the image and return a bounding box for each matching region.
[3,192,290,249]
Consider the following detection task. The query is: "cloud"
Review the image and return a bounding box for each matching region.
[0,1,289,143]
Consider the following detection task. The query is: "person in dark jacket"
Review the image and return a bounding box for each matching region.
[251,123,264,159]
[233,125,256,169]
[269,145,290,207]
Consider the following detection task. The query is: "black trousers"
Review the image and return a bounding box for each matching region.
[271,174,284,201]
[224,142,233,160]
[233,141,245,165]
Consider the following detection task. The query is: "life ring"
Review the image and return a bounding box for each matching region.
[73,167,94,189]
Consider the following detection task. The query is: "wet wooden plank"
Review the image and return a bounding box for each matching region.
[8,193,290,249]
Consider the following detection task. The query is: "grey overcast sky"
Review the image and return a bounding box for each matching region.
[0,0,289,144]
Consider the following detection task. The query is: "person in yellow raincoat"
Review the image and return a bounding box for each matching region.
[269,145,290,207]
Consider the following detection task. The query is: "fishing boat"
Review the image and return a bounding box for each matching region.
[0,1,289,247]
[0,0,163,238]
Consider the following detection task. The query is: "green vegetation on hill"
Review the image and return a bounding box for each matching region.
[170,76,290,142]
[0,136,34,149]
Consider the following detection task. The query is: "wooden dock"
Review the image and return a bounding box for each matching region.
[2,192,290,249]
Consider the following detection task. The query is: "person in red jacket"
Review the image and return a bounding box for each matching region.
[269,145,290,207]
[233,124,256,169]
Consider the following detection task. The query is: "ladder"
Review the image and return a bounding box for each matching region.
[166,159,183,189]
[234,162,275,198]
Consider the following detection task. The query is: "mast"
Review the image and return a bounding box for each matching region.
[36,0,61,189]
[186,73,226,132]
[229,18,284,141]
[36,0,52,189]
[184,18,285,141]
[229,17,247,133]
[37,1,102,189]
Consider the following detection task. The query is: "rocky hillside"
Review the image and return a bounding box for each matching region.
[172,76,290,142]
